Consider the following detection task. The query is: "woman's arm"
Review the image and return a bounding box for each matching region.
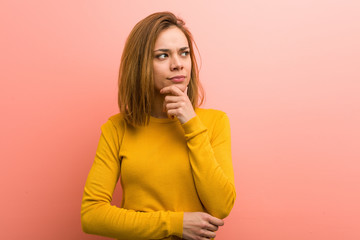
[182,112,236,219]
[81,119,183,239]
[162,86,236,219]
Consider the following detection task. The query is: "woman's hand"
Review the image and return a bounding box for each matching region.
[182,212,224,240]
[160,86,196,124]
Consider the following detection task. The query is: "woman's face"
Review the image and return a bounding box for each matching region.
[153,26,192,94]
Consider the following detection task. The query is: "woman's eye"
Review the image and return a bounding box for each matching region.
[181,51,190,57]
[156,53,168,59]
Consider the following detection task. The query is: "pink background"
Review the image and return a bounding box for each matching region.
[1,0,359,239]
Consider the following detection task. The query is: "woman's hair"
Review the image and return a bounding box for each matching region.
[118,11,204,126]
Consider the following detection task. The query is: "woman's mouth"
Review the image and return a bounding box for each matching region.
[167,75,186,83]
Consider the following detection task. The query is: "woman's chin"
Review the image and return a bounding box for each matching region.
[171,82,188,93]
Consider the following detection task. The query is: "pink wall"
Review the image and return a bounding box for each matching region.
[1,0,359,239]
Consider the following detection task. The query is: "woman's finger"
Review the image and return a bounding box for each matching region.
[166,109,180,118]
[201,229,216,239]
[160,86,184,96]
[206,223,219,232]
[165,102,184,110]
[208,216,224,227]
[164,95,182,103]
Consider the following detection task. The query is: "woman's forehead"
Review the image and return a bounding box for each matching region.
[154,26,189,49]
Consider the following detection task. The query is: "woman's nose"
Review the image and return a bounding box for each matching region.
[170,56,183,71]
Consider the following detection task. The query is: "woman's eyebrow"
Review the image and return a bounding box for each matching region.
[154,46,189,52]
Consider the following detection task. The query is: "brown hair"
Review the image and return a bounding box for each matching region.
[118,11,204,126]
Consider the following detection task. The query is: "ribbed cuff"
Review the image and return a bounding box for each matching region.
[169,212,184,238]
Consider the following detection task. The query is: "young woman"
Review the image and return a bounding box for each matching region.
[81,12,236,240]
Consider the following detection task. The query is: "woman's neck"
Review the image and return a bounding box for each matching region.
[151,93,168,118]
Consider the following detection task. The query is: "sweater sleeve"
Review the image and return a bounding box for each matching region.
[81,119,183,239]
[181,112,236,219]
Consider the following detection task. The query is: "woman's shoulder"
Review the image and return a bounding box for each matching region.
[195,108,229,127]
[108,112,125,122]
[102,113,127,132]
[195,108,227,119]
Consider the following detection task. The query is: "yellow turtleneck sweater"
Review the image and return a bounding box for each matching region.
[81,108,236,239]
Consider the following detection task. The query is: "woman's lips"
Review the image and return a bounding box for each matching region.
[168,75,186,83]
